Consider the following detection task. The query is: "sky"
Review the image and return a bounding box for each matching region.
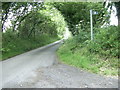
[110,6,118,26]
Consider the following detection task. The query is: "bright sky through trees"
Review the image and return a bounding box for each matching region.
[4,3,118,32]
[110,6,118,26]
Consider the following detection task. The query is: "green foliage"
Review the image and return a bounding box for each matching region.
[18,11,59,38]
[57,26,118,76]
[58,38,88,67]
[86,26,119,57]
[2,2,44,31]
[52,2,109,35]
[1,2,66,60]
[2,31,59,60]
[2,2,118,77]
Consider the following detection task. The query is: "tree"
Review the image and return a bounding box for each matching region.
[114,2,120,26]
[104,1,120,26]
[1,2,44,32]
[51,2,109,35]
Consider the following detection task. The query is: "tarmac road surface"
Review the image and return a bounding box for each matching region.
[1,40,118,88]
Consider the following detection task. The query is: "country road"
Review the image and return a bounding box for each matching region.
[1,40,118,88]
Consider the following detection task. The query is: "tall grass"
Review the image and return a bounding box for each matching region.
[57,26,118,76]
[2,34,59,60]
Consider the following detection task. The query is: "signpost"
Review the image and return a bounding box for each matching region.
[90,9,93,41]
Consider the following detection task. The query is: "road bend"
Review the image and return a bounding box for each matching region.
[1,40,118,88]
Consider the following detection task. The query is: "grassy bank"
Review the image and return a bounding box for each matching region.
[57,39,118,76]
[57,26,118,76]
[2,34,59,61]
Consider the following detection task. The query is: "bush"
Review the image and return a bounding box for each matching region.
[2,32,59,60]
[86,26,119,57]
[57,26,118,76]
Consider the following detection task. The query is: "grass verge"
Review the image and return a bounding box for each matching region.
[57,38,118,77]
[2,35,59,61]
